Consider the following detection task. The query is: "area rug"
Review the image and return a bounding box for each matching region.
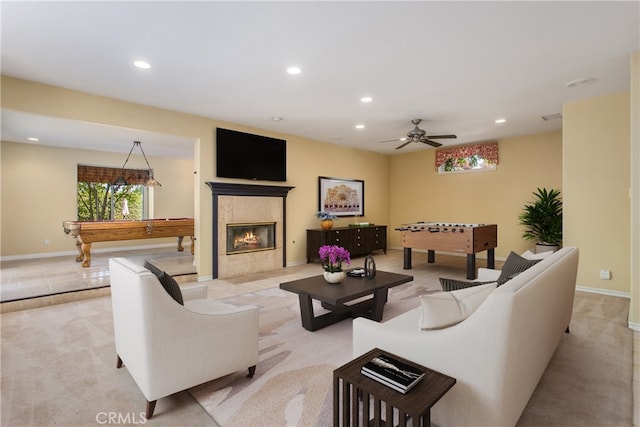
[188,282,432,427]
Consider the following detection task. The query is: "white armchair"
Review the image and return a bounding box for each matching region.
[109,257,259,419]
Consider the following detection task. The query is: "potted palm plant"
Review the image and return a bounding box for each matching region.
[518,188,563,253]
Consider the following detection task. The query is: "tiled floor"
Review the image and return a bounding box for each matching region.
[0,247,195,312]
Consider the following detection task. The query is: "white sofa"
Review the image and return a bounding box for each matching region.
[353,247,579,427]
[109,257,259,418]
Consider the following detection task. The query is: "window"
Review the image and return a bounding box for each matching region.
[435,141,499,174]
[77,165,148,221]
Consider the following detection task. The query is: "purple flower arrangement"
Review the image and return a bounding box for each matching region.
[318,245,351,272]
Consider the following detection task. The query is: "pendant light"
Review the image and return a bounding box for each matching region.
[114,141,161,187]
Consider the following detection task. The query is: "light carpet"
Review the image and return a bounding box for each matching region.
[189,282,432,427]
[189,286,633,427]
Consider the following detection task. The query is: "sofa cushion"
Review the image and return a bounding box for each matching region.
[521,249,554,260]
[497,251,542,284]
[158,271,184,305]
[440,277,495,291]
[419,282,497,330]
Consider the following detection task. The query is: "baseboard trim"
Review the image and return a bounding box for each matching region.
[575,285,630,299]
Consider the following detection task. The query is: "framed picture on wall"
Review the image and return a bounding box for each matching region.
[318,176,364,217]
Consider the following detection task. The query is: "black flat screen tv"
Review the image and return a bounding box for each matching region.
[216,128,287,182]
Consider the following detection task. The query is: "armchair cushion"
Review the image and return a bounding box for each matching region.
[158,271,184,305]
[419,282,497,330]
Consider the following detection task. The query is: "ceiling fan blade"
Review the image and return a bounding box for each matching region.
[427,134,457,139]
[377,138,401,143]
[422,139,443,147]
[395,140,413,150]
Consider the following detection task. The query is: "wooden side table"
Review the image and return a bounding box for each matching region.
[333,348,455,427]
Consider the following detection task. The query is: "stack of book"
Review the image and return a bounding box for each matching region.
[361,354,426,394]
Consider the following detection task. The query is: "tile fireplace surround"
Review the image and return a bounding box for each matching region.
[207,182,294,279]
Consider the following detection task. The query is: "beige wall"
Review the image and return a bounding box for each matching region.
[2,75,635,304]
[0,141,194,255]
[563,92,631,294]
[0,77,390,278]
[389,132,563,258]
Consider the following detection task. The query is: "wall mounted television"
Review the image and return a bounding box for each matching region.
[216,128,287,182]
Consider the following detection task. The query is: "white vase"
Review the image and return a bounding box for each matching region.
[323,270,346,284]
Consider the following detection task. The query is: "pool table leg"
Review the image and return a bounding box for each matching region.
[74,239,84,263]
[177,236,185,252]
[81,243,92,268]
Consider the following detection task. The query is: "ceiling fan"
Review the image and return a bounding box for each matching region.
[379,119,457,149]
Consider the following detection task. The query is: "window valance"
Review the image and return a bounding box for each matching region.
[78,165,150,185]
[435,141,499,169]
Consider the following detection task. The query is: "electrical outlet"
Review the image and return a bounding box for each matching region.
[599,269,611,280]
[43,239,50,246]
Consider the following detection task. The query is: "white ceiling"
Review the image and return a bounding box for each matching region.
[1,1,639,158]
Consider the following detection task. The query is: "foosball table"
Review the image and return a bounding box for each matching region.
[396,222,497,279]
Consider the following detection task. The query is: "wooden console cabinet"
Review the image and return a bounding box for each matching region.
[307,225,387,263]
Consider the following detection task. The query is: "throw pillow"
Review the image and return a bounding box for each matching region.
[497,251,541,285]
[158,271,184,305]
[439,277,494,292]
[419,282,497,330]
[418,292,463,330]
[452,282,498,316]
[143,260,163,279]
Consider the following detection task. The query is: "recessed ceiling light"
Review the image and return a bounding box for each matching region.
[133,60,151,69]
[355,124,365,129]
[360,96,373,103]
[27,137,39,141]
[494,118,506,124]
[271,116,283,121]
[286,66,301,75]
[564,77,597,88]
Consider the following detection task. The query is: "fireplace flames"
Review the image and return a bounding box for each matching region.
[234,231,260,249]
[226,222,275,255]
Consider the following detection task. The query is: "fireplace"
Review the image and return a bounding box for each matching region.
[227,222,276,255]
[207,182,294,279]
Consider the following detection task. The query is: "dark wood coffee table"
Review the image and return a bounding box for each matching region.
[334,348,456,427]
[279,270,413,331]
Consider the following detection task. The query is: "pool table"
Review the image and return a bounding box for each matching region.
[62,218,194,267]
